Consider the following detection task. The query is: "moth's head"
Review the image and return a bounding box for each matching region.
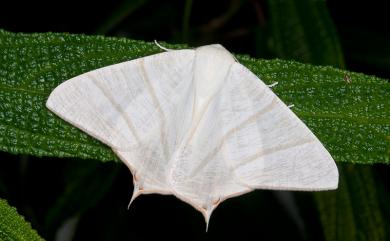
[196,44,236,62]
[201,44,225,50]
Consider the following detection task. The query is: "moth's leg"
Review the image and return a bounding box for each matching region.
[267,82,278,88]
[267,81,291,108]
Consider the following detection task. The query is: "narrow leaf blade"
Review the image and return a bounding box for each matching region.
[0,29,389,165]
[0,198,45,241]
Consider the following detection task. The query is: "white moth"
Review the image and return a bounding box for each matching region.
[46,44,338,229]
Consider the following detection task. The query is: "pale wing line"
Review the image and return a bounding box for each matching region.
[184,97,213,146]
[232,138,315,169]
[187,97,278,178]
[182,59,237,150]
[49,86,130,148]
[139,59,170,161]
[87,73,141,145]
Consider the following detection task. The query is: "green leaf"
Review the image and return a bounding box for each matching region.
[239,58,390,164]
[0,198,45,241]
[0,29,389,164]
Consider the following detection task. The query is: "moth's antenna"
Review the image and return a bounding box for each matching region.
[154,40,173,52]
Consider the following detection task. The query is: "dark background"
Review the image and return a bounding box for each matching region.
[0,0,389,240]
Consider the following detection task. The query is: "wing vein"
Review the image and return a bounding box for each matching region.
[234,138,315,169]
[188,97,278,178]
[88,73,141,145]
[139,59,170,161]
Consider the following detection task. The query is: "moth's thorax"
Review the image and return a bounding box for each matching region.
[193,44,235,109]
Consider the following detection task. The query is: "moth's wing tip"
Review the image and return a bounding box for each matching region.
[231,148,340,192]
[46,75,78,110]
[312,152,339,190]
[46,82,62,108]
[46,81,70,117]
[322,161,339,190]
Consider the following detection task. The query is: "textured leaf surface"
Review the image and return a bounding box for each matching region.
[0,198,45,241]
[0,29,389,164]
